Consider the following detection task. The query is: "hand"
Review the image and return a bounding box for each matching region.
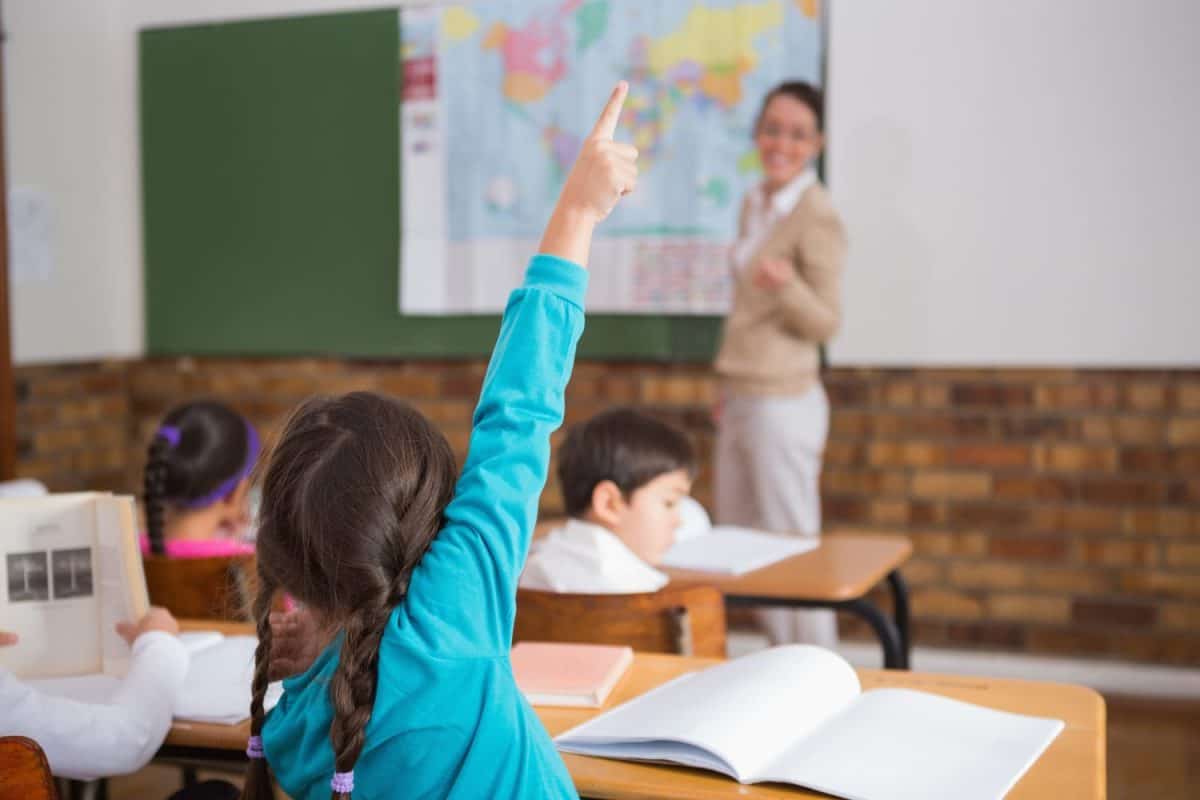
[556,81,638,222]
[0,631,17,647]
[115,606,179,646]
[753,257,795,290]
[268,608,322,681]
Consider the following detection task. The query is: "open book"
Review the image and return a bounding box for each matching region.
[662,525,816,576]
[556,646,1064,800]
[0,493,149,679]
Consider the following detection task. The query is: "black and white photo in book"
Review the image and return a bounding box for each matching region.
[52,547,94,599]
[7,550,50,602]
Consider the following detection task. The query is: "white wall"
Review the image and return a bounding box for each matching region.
[827,0,1200,366]
[4,0,400,365]
[6,0,1200,365]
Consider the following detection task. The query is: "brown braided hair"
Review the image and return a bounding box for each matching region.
[241,569,278,800]
[239,392,457,800]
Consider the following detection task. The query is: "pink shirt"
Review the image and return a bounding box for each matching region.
[138,535,255,559]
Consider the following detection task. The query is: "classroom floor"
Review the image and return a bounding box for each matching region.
[106,694,1199,800]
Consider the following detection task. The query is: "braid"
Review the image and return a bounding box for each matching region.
[327,601,390,800]
[240,570,278,800]
[143,436,171,555]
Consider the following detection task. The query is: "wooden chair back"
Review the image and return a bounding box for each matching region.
[515,583,727,658]
[142,554,257,621]
[0,737,57,800]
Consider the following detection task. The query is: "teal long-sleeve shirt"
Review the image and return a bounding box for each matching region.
[262,255,586,799]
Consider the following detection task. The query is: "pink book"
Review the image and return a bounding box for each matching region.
[511,642,634,708]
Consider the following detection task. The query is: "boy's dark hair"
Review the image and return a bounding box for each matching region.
[557,408,696,517]
[756,80,824,133]
[241,392,457,800]
[143,401,252,555]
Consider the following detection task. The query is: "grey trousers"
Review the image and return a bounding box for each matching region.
[715,384,838,647]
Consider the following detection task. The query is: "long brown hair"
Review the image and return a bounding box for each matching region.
[240,392,457,800]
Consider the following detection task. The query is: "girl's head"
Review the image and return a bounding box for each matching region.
[754,81,825,192]
[143,401,260,556]
[242,392,457,800]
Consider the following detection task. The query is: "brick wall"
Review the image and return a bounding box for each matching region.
[13,359,1200,666]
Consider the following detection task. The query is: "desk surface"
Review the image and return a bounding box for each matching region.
[168,625,1104,799]
[666,533,913,602]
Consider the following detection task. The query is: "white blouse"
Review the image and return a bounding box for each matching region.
[731,167,818,272]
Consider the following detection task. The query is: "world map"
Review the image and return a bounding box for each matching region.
[400,0,823,314]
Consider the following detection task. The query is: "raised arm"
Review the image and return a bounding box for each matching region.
[405,84,637,654]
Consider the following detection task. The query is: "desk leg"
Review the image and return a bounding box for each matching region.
[844,598,905,669]
[887,570,911,669]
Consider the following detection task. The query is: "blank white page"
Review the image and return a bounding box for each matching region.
[660,527,816,576]
[761,688,1063,800]
[557,646,860,781]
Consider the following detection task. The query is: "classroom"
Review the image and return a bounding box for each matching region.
[0,1,1197,799]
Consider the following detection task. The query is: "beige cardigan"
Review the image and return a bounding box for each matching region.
[714,182,847,396]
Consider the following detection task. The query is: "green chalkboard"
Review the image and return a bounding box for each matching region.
[141,9,721,361]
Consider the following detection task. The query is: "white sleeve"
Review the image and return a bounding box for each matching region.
[0,631,189,780]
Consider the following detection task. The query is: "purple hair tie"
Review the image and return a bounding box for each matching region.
[157,425,182,448]
[331,771,355,794]
[180,420,261,509]
[245,735,264,759]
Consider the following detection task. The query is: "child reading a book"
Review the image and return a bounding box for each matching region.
[520,407,696,594]
[142,401,260,558]
[0,607,188,781]
[239,83,637,800]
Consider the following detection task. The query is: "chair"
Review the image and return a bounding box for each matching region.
[0,737,58,800]
[142,554,257,621]
[515,584,727,658]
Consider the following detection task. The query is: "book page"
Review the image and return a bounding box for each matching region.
[659,527,817,575]
[0,495,104,678]
[96,496,149,676]
[175,634,281,725]
[556,645,860,782]
[759,688,1064,799]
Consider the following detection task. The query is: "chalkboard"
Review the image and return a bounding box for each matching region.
[141,9,722,360]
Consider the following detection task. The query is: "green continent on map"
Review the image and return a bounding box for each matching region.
[575,0,610,53]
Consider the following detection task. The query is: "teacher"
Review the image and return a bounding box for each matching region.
[713,81,846,647]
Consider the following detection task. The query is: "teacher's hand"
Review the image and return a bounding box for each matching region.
[753,257,795,290]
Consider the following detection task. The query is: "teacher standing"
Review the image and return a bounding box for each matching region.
[713,81,846,647]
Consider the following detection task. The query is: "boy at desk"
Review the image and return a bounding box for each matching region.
[519,407,696,594]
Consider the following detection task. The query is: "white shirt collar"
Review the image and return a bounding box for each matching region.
[520,518,669,594]
[758,167,818,217]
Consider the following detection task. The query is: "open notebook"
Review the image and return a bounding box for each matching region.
[556,646,1064,800]
[660,526,816,575]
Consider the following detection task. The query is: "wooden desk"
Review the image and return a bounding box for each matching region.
[162,631,1104,799]
[668,533,914,669]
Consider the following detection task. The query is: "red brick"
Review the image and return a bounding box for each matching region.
[1032,506,1123,535]
[1178,384,1200,411]
[1120,571,1200,600]
[1034,384,1119,410]
[948,562,1027,590]
[1078,477,1165,505]
[911,471,992,499]
[946,503,1031,531]
[949,444,1031,469]
[1172,448,1200,472]
[951,384,1033,408]
[1027,628,1113,658]
[996,415,1073,440]
[910,530,989,558]
[1165,543,1200,569]
[1124,509,1196,536]
[1081,415,1165,444]
[1073,599,1158,627]
[992,476,1076,502]
[1167,418,1200,445]
[378,373,441,398]
[1162,604,1200,630]
[1080,540,1157,567]
[911,588,984,619]
[988,594,1070,623]
[1119,447,1172,472]
[1029,567,1112,594]
[1124,382,1168,411]
[988,536,1068,562]
[943,621,1026,648]
[868,442,947,468]
[1035,444,1118,472]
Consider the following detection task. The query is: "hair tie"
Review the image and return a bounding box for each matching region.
[331,771,355,794]
[245,735,264,759]
[157,425,182,448]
